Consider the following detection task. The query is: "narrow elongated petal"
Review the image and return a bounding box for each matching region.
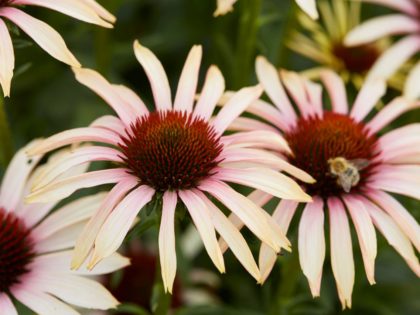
[194,66,225,120]
[174,45,202,112]
[212,85,263,135]
[0,294,17,315]
[404,61,420,100]
[361,0,418,15]
[133,41,172,111]
[350,79,386,122]
[0,8,80,67]
[299,197,325,297]
[343,195,377,284]
[14,0,113,28]
[319,70,348,114]
[0,19,14,97]
[111,84,149,116]
[328,197,354,309]
[83,0,116,23]
[90,185,155,268]
[90,115,126,135]
[159,191,178,293]
[222,130,290,152]
[179,190,225,273]
[27,168,130,203]
[72,177,138,269]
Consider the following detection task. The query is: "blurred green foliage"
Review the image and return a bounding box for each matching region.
[2,0,419,314]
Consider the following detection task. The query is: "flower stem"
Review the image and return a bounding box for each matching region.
[151,255,172,315]
[0,93,13,167]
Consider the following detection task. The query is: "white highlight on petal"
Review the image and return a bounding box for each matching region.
[296,0,319,19]
[214,0,237,16]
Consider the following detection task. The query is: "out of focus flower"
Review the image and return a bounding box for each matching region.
[288,0,390,87]
[345,0,420,99]
[0,141,128,315]
[0,0,115,96]
[220,57,420,309]
[214,0,318,19]
[26,42,313,293]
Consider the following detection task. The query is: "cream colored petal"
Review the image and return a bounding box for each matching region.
[295,0,319,19]
[0,19,14,97]
[214,0,237,16]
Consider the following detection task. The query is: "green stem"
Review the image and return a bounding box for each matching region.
[152,252,172,315]
[233,0,262,89]
[0,93,13,167]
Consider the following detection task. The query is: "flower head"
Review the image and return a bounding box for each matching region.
[0,0,115,96]
[26,42,313,293]
[0,141,128,314]
[345,0,420,99]
[221,56,420,308]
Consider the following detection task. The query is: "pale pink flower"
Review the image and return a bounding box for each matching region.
[220,56,420,309]
[345,0,420,99]
[26,42,313,293]
[0,0,116,97]
[214,0,318,19]
[0,141,129,315]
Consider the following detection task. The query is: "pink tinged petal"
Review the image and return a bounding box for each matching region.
[255,56,297,122]
[73,68,137,126]
[196,190,260,281]
[366,35,420,82]
[362,0,419,15]
[298,197,325,297]
[82,0,116,23]
[72,178,138,269]
[0,19,14,97]
[0,140,43,211]
[319,70,348,114]
[32,192,106,241]
[29,273,118,310]
[259,200,298,283]
[328,198,355,309]
[26,168,130,203]
[363,198,420,276]
[11,287,79,315]
[0,8,80,67]
[111,84,149,117]
[404,60,420,100]
[179,190,226,273]
[212,84,263,135]
[159,191,178,293]
[303,79,323,118]
[90,185,155,268]
[227,117,279,133]
[295,0,319,19]
[200,179,288,253]
[367,97,418,134]
[345,15,420,46]
[0,293,18,315]
[220,148,314,183]
[90,115,126,136]
[133,40,172,111]
[194,65,225,120]
[14,0,113,28]
[222,130,290,153]
[214,0,237,16]
[33,146,123,190]
[350,78,386,122]
[214,167,312,202]
[378,124,420,161]
[367,190,420,252]
[174,45,202,112]
[27,127,120,157]
[33,251,129,276]
[343,195,377,284]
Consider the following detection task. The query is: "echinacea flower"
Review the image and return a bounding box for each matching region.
[0,141,129,315]
[220,56,420,308]
[288,0,390,87]
[26,42,313,293]
[345,0,420,99]
[0,0,116,96]
[214,0,318,19]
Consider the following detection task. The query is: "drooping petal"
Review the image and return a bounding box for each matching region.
[159,191,178,293]
[174,45,202,113]
[133,40,172,111]
[194,65,225,120]
[343,195,377,284]
[0,19,14,97]
[72,177,138,269]
[89,185,155,268]
[14,0,113,28]
[328,197,355,309]
[350,78,386,122]
[179,190,225,273]
[0,7,80,67]
[319,70,348,114]
[298,197,325,297]
[82,0,116,23]
[0,293,18,315]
